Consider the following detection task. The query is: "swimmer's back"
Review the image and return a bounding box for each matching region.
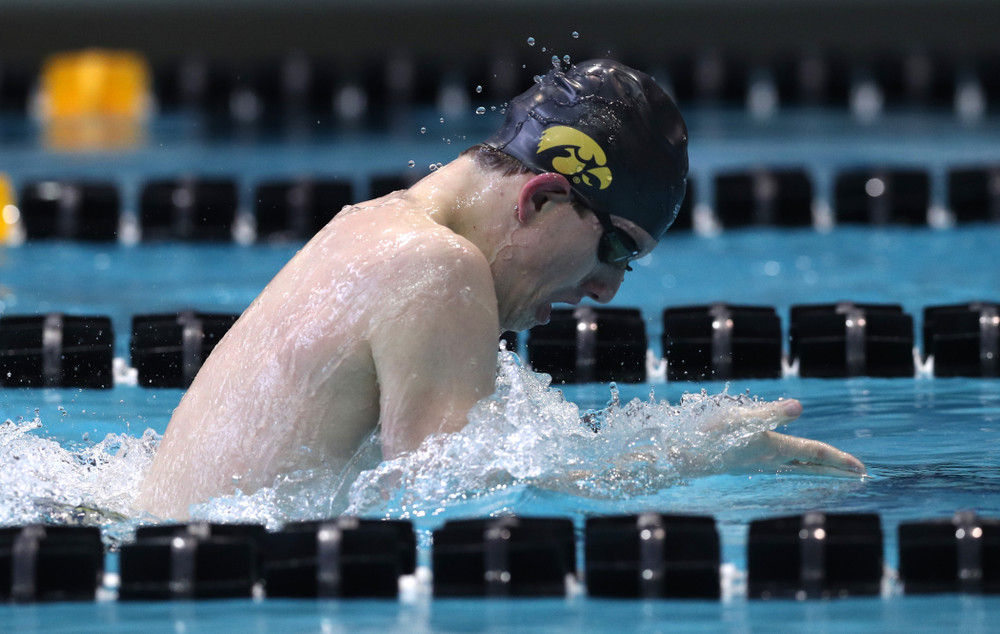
[137,191,497,518]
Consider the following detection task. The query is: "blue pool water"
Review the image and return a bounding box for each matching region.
[2,110,1000,631]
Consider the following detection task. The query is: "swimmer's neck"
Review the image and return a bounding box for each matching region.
[403,155,521,260]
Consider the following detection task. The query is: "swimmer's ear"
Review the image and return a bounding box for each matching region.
[517,172,573,224]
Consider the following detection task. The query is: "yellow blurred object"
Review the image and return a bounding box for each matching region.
[0,173,18,243]
[39,49,151,151]
[41,49,150,118]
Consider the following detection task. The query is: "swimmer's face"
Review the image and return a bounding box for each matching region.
[496,199,656,331]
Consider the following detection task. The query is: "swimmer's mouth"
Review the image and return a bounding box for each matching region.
[537,295,585,325]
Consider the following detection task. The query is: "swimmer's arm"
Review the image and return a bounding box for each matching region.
[521,399,865,497]
[723,431,867,476]
[526,428,866,497]
[370,249,499,459]
[719,400,867,477]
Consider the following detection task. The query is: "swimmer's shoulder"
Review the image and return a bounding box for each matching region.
[320,191,406,229]
[326,192,492,285]
[373,218,494,298]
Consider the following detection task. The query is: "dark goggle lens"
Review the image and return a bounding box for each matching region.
[598,226,641,265]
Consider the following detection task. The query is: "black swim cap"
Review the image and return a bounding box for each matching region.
[486,59,688,240]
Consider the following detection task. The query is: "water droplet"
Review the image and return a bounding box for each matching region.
[475,85,483,94]
[420,126,426,134]
[572,30,580,39]
[563,55,571,65]
[551,55,560,68]
[439,117,445,124]
[541,46,547,53]
[526,37,535,46]
[429,163,438,171]
[475,106,486,115]
[490,106,496,111]
[533,75,543,84]
[407,160,415,168]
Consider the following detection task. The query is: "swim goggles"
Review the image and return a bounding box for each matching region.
[594,210,642,270]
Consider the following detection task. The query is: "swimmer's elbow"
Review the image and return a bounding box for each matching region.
[380,416,459,460]
[378,425,406,460]
[380,430,419,460]
[133,486,189,522]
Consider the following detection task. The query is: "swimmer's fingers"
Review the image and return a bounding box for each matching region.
[707,398,803,434]
[770,432,867,476]
[723,431,867,477]
[753,398,803,425]
[775,461,867,478]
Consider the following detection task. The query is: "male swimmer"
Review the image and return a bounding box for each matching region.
[136,60,865,520]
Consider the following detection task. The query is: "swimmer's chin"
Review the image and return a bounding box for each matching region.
[534,303,552,326]
[503,304,551,331]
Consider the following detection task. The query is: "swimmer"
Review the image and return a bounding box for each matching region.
[136,59,865,520]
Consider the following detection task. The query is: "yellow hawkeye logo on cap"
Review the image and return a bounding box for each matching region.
[536,126,613,190]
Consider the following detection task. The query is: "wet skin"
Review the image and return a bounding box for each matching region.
[136,155,865,520]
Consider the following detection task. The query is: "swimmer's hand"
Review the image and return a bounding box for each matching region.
[721,399,867,477]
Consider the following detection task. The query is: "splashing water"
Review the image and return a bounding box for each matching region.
[0,416,158,540]
[0,352,784,531]
[342,350,781,519]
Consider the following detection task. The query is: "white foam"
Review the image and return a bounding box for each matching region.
[2,351,784,530]
[0,416,157,536]
[343,350,780,518]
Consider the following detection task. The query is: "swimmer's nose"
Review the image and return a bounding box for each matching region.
[582,267,623,303]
